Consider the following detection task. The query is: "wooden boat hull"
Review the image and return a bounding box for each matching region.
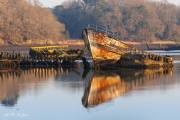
[82,27,173,69]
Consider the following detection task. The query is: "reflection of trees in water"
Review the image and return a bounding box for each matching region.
[0,67,89,107]
[54,68,91,91]
[1,95,19,107]
[0,67,176,108]
[82,68,174,108]
[0,68,63,107]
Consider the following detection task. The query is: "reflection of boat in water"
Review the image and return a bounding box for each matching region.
[82,25,173,69]
[82,68,173,108]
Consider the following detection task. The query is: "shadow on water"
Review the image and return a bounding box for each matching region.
[82,68,174,108]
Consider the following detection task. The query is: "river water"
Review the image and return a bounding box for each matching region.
[0,51,180,120]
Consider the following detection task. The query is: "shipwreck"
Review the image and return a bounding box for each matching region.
[82,25,173,69]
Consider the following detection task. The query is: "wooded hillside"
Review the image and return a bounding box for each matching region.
[0,0,65,45]
[54,0,180,42]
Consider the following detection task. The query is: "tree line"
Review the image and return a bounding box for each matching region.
[53,0,180,42]
[0,0,65,45]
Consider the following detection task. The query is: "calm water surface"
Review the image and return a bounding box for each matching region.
[0,51,180,120]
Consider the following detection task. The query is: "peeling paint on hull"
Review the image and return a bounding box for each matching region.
[82,27,173,69]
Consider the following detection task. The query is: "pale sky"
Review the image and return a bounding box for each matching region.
[39,0,180,8]
[39,0,66,7]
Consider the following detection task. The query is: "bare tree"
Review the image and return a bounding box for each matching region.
[53,0,180,41]
[0,0,66,45]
